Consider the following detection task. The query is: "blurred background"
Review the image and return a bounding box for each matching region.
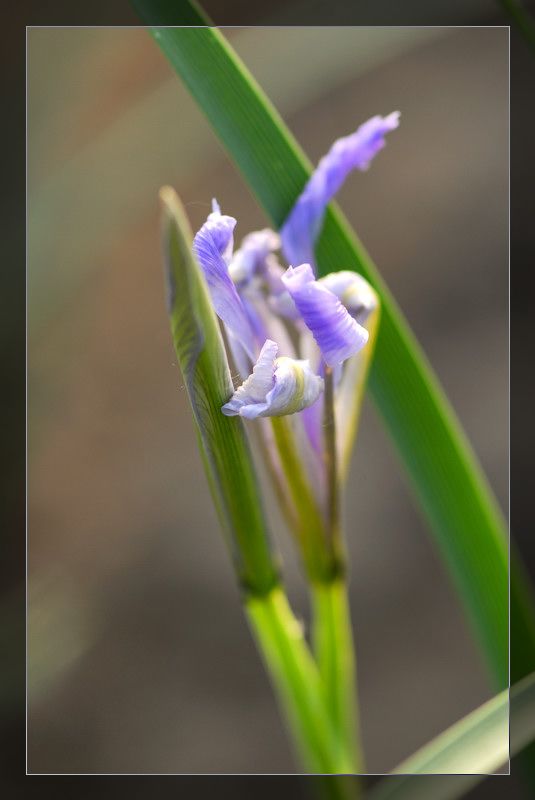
[27,27,507,774]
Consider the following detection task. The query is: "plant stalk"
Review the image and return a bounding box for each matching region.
[311,367,363,774]
[323,366,341,547]
[312,580,363,775]
[245,586,357,780]
[271,415,341,583]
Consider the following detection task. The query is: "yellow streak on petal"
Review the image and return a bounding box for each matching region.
[274,356,305,415]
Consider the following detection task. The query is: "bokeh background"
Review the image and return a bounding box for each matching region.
[28,26,508,774]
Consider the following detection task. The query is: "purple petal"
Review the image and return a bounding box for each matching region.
[226,335,253,383]
[264,256,301,321]
[242,285,297,360]
[222,339,278,418]
[229,229,280,286]
[280,112,400,267]
[299,388,324,455]
[281,264,369,367]
[208,198,235,262]
[193,208,255,361]
[222,339,324,419]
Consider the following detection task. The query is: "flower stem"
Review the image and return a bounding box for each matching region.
[313,367,363,774]
[270,416,341,582]
[312,579,364,774]
[323,366,341,549]
[245,586,357,779]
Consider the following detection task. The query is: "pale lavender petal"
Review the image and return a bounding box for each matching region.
[268,289,300,321]
[265,357,324,417]
[281,264,369,367]
[226,334,253,383]
[242,285,297,360]
[299,391,324,455]
[222,340,324,419]
[193,210,255,361]
[208,198,235,262]
[242,293,268,344]
[264,255,301,321]
[222,339,278,418]
[297,348,341,457]
[280,112,400,267]
[229,229,280,286]
[264,254,286,295]
[295,329,324,454]
[320,271,379,325]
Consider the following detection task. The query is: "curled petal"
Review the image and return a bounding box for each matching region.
[320,271,379,325]
[267,357,324,416]
[281,264,369,367]
[229,229,280,286]
[280,112,400,267]
[207,198,235,262]
[193,209,254,361]
[222,339,324,419]
[222,339,277,418]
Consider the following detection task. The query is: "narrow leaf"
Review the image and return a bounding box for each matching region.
[160,187,279,596]
[368,672,535,799]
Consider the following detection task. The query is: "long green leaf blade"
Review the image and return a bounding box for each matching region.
[136,19,518,688]
[368,672,535,799]
[391,691,508,776]
[160,187,279,596]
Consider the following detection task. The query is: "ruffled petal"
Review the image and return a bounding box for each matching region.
[222,339,278,418]
[222,339,324,419]
[281,264,369,367]
[193,208,255,361]
[320,270,379,325]
[266,357,324,417]
[280,112,400,267]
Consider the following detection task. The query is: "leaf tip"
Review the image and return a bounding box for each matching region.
[159,184,179,216]
[159,185,194,243]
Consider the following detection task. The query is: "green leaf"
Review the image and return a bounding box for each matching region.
[368,671,535,799]
[134,17,529,691]
[160,187,279,597]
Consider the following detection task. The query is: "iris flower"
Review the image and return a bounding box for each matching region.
[192,112,398,549]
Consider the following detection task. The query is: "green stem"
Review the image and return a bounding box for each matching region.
[313,368,363,774]
[323,367,341,550]
[312,580,363,775]
[271,416,341,582]
[245,586,356,778]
